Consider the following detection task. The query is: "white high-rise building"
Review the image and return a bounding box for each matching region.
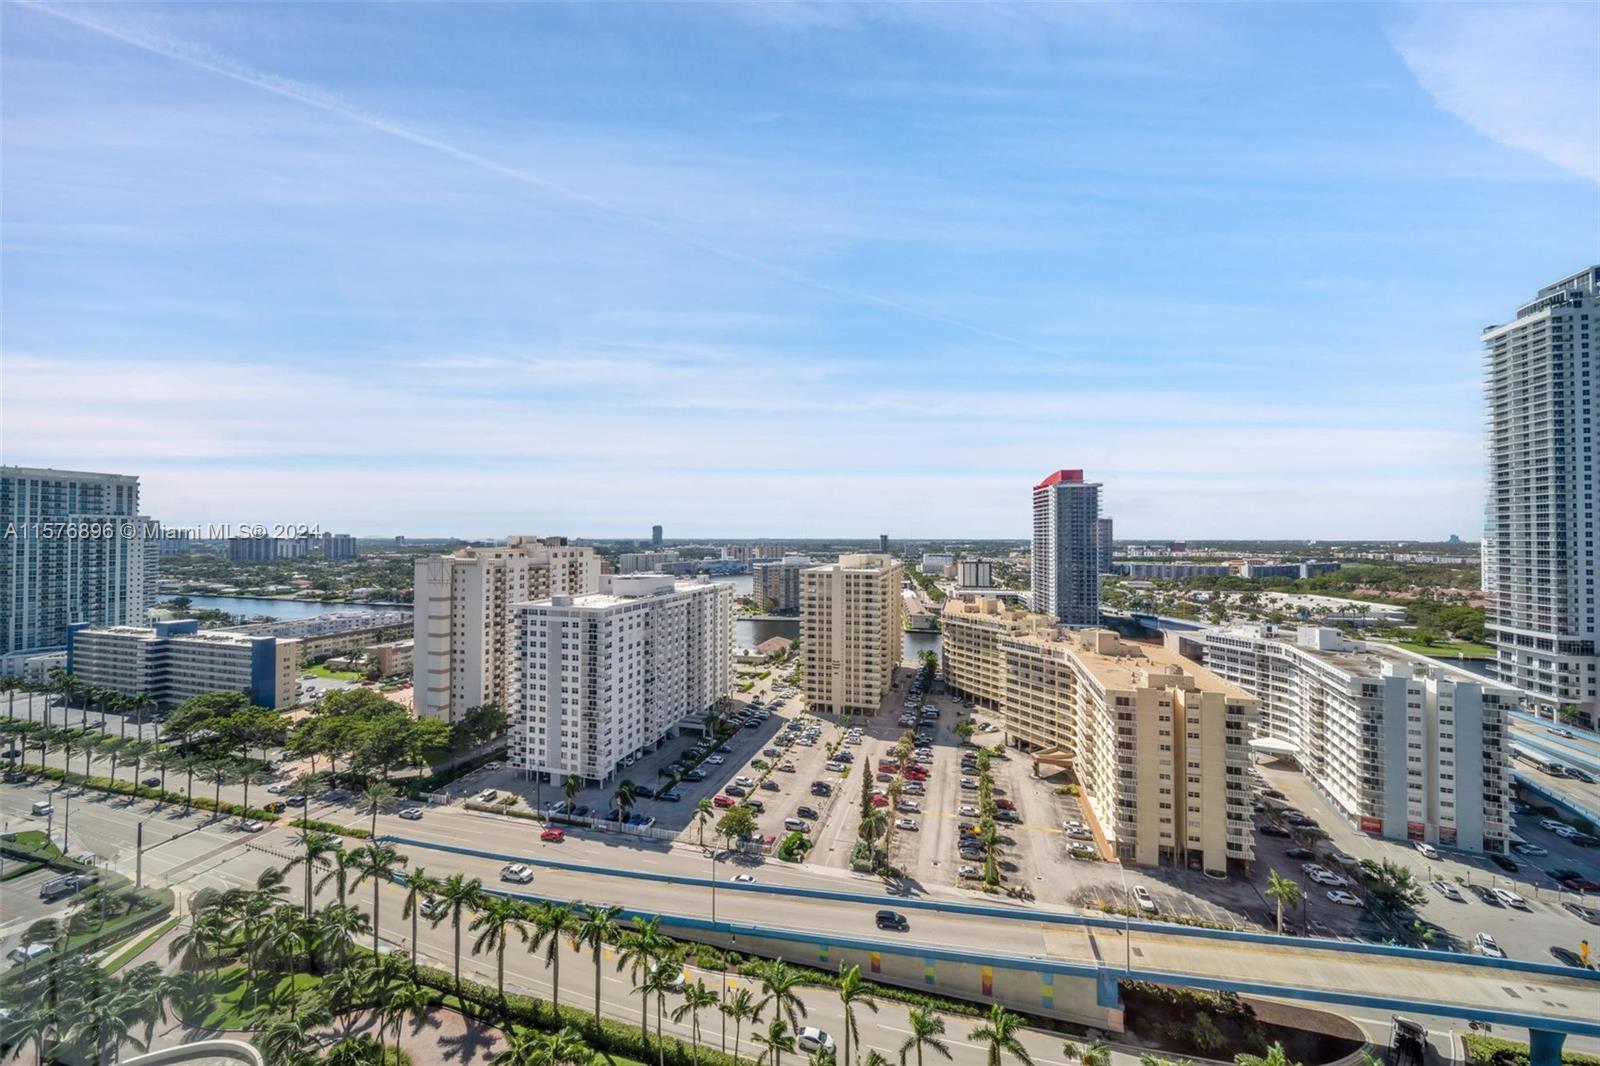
[800,553,903,715]
[0,466,157,673]
[1197,626,1512,853]
[1031,469,1101,626]
[412,536,599,722]
[1483,266,1599,729]
[511,575,732,786]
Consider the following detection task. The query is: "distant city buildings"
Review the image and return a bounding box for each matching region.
[878,533,889,553]
[651,524,664,548]
[1120,563,1231,580]
[1196,625,1511,853]
[0,466,157,673]
[1030,469,1101,627]
[800,553,903,715]
[66,620,300,710]
[619,550,680,573]
[511,575,732,786]
[956,559,992,588]
[229,610,410,663]
[412,536,600,721]
[751,555,812,613]
[920,553,954,575]
[321,533,357,559]
[1483,266,1598,727]
[1237,561,1341,580]
[940,595,1255,873]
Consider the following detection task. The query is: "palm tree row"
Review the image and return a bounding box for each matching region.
[0,955,174,1064]
[0,672,158,739]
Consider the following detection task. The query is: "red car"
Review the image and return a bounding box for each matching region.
[995,798,1016,811]
[903,767,928,781]
[541,828,565,843]
[871,794,889,807]
[713,794,735,808]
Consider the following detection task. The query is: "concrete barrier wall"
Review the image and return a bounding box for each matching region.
[122,1040,262,1066]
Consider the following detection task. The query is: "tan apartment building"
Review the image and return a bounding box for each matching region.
[800,553,903,715]
[951,617,1258,873]
[412,536,599,722]
[940,596,1049,710]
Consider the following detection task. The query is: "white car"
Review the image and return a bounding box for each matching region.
[1325,889,1362,907]
[1132,885,1156,913]
[897,800,920,813]
[796,1027,836,1054]
[1539,817,1566,832]
[239,820,264,832]
[398,807,424,821]
[477,790,499,803]
[734,775,754,787]
[1414,842,1440,860]
[895,818,919,831]
[266,783,289,795]
[1430,879,1463,901]
[1552,825,1578,839]
[1063,820,1087,833]
[1473,932,1506,958]
[903,782,925,796]
[500,864,534,884]
[1302,865,1348,887]
[731,874,755,884]
[1511,842,1547,857]
[1493,887,1528,909]
[959,805,979,817]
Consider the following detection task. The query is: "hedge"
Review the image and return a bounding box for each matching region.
[290,817,371,839]
[404,746,508,798]
[26,766,280,822]
[1463,1035,1600,1066]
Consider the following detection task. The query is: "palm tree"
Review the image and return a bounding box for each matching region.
[292,831,342,916]
[722,987,761,1062]
[132,691,158,741]
[126,739,154,795]
[563,773,582,809]
[613,778,638,821]
[350,844,408,955]
[0,674,20,722]
[899,1008,952,1066]
[180,753,203,809]
[170,906,230,977]
[471,895,533,1006]
[865,1053,892,1066]
[313,903,370,973]
[264,904,313,1021]
[755,959,808,1032]
[1076,1040,1111,1066]
[400,867,442,972]
[258,1014,322,1066]
[317,846,359,907]
[437,873,486,992]
[640,956,683,1066]
[1264,870,1302,936]
[1236,1043,1300,1066]
[147,746,182,799]
[696,797,715,849]
[754,1017,796,1066]
[238,764,265,819]
[616,918,666,1042]
[837,963,879,1066]
[381,977,433,1063]
[970,1004,1033,1066]
[198,761,236,820]
[533,902,578,1015]
[574,904,621,1023]
[672,980,720,1066]
[363,781,397,836]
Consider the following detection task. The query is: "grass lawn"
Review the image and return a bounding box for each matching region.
[1385,639,1495,659]
[307,662,367,681]
[180,966,324,1030]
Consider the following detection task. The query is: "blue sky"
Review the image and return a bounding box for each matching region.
[3,2,1596,539]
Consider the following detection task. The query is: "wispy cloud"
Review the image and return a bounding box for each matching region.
[1390,3,1600,184]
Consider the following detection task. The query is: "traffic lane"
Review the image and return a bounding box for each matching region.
[388,830,1600,1023]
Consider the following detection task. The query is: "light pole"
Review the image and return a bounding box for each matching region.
[1114,847,1132,971]
[710,841,718,923]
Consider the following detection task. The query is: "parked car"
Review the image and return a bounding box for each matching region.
[1490,854,1519,873]
[1549,946,1591,969]
[895,818,919,831]
[1473,932,1506,958]
[1258,823,1291,838]
[1414,842,1440,860]
[1285,847,1314,860]
[1325,890,1362,907]
[1492,887,1529,910]
[796,805,820,820]
[1511,842,1547,856]
[1430,879,1464,901]
[1132,885,1156,913]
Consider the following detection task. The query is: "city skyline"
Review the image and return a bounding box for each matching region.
[3,3,1597,538]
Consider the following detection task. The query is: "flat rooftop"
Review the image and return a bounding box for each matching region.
[1019,628,1256,701]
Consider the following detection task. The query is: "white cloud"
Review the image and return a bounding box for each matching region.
[1391,4,1600,184]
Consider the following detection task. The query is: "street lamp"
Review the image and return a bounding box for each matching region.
[1114,846,1132,971]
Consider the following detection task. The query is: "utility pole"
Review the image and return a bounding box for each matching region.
[135,821,144,889]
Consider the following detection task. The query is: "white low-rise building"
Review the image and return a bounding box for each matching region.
[1194,625,1512,853]
[511,575,732,786]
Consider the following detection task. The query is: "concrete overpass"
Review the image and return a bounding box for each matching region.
[380,834,1600,1065]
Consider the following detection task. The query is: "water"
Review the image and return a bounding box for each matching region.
[177,595,401,621]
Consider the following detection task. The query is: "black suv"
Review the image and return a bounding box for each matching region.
[875,910,909,932]
[797,805,820,820]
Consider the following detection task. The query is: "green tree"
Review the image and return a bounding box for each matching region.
[438,873,487,993]
[1236,1043,1300,1066]
[534,902,578,1015]
[362,781,397,836]
[721,987,762,1063]
[969,1004,1033,1066]
[472,896,533,1006]
[400,867,442,974]
[350,843,408,955]
[672,979,720,1066]
[899,1008,952,1066]
[754,959,808,1032]
[574,904,622,1023]
[1265,870,1302,935]
[754,1017,796,1066]
[837,963,879,1066]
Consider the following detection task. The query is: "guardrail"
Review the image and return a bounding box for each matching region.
[1513,772,1600,827]
[378,833,1599,985]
